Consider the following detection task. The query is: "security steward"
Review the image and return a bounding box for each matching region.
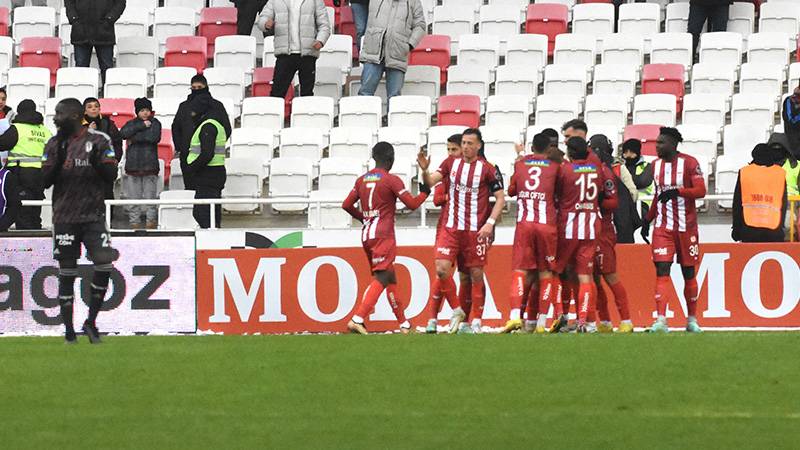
[732,144,788,243]
[768,133,800,198]
[0,99,52,229]
[186,94,227,229]
[622,138,654,241]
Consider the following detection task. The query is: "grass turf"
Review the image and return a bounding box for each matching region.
[1,333,798,449]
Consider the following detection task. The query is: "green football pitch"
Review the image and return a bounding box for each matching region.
[1,333,798,449]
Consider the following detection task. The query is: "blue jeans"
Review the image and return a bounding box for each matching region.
[351,3,368,50]
[358,62,405,99]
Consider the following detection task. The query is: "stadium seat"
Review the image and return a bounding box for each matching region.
[601,34,644,69]
[677,123,720,163]
[166,0,206,9]
[378,126,425,161]
[222,156,262,213]
[534,94,582,126]
[12,7,56,42]
[617,3,660,52]
[432,5,474,54]
[55,67,99,100]
[150,97,182,130]
[198,7,237,55]
[642,63,685,114]
[437,95,481,128]
[427,125,468,168]
[18,36,61,86]
[727,2,755,40]
[553,33,596,69]
[116,8,150,41]
[650,33,693,72]
[478,4,520,51]
[129,0,159,18]
[739,62,785,103]
[318,157,364,191]
[6,67,50,110]
[251,67,295,118]
[291,96,335,130]
[348,76,386,114]
[481,125,524,160]
[681,93,727,133]
[154,67,197,99]
[158,129,175,186]
[571,3,614,41]
[587,124,622,150]
[43,97,59,135]
[387,95,432,129]
[593,63,638,100]
[386,156,415,191]
[0,7,9,37]
[164,36,207,74]
[633,94,677,127]
[730,93,776,129]
[457,34,500,69]
[0,36,13,85]
[158,190,197,230]
[723,123,769,163]
[313,65,345,106]
[241,96,285,130]
[318,34,353,76]
[214,35,257,81]
[168,157,184,190]
[98,98,135,130]
[623,124,661,158]
[307,189,354,228]
[485,94,531,131]
[154,7,197,57]
[690,63,735,100]
[338,96,382,129]
[525,4,569,56]
[269,156,315,212]
[747,32,791,67]
[494,65,539,103]
[446,65,492,110]
[279,127,325,164]
[117,37,159,84]
[584,94,629,130]
[544,64,588,98]
[664,2,689,33]
[328,127,376,161]
[790,62,800,90]
[402,65,440,101]
[699,32,743,71]
[229,127,275,179]
[714,154,741,209]
[104,67,149,99]
[505,34,548,74]
[204,66,246,116]
[758,2,800,43]
[262,35,276,67]
[409,35,451,85]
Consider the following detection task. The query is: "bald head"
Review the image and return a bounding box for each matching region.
[54,98,84,137]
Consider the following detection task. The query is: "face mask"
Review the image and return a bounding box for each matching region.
[624,156,638,164]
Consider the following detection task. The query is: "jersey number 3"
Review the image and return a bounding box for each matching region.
[525,166,542,191]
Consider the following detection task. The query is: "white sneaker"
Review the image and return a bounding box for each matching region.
[471,320,482,334]
[448,308,466,334]
[584,322,597,334]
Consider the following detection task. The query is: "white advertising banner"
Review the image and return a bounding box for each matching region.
[0,236,196,334]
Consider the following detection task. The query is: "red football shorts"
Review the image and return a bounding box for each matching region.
[594,232,617,275]
[435,228,490,268]
[362,237,396,272]
[511,222,558,271]
[553,237,596,275]
[651,227,700,267]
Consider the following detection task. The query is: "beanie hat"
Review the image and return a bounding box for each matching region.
[622,138,642,156]
[751,143,775,166]
[134,97,152,114]
[16,99,36,115]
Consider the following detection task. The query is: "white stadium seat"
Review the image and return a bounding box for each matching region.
[378,127,425,161]
[229,127,275,178]
[116,8,150,40]
[485,94,531,131]
[222,157,263,213]
[153,7,196,56]
[150,97,182,130]
[593,64,638,100]
[387,95,432,130]
[262,35,276,67]
[318,157,364,191]
[601,33,644,69]
[214,35,257,81]
[727,2,755,40]
[104,67,149,99]
[318,34,354,76]
[746,32,791,67]
[481,125,524,160]
[6,67,50,110]
[402,65,441,101]
[279,127,325,163]
[155,66,197,99]
[681,93,728,131]
[117,37,159,84]
[457,34,500,69]
[699,32,743,71]
[12,7,56,41]
[544,64,589,98]
[328,127,376,161]
[432,5,475,53]
[0,36,12,86]
[168,158,184,190]
[308,190,353,229]
[584,94,630,130]
[650,33,693,72]
[478,4,520,50]
[291,96,335,130]
[55,67,99,100]
[554,33,596,69]
[730,93,776,129]
[505,34,548,74]
[723,123,769,163]
[241,96,285,130]
[494,65,539,102]
[572,3,615,41]
[204,67,246,116]
[738,62,785,102]
[633,93,677,127]
[268,157,314,212]
[617,3,660,52]
[314,65,345,105]
[446,65,492,111]
[158,190,196,230]
[165,0,205,10]
[758,2,800,42]
[665,2,689,33]
[338,96,383,129]
[677,124,720,164]
[534,94,582,126]
[690,63,735,99]
[715,154,741,208]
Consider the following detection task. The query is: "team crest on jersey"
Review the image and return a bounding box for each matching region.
[85,142,93,153]
[573,164,597,173]
[363,173,383,182]
[604,179,614,191]
[690,236,697,243]
[525,159,550,167]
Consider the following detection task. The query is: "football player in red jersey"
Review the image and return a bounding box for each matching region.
[502,133,561,333]
[553,137,618,332]
[425,133,463,333]
[418,128,505,334]
[342,142,430,334]
[644,127,707,333]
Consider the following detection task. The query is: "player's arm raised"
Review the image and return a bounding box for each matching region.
[341,188,364,222]
[417,148,443,186]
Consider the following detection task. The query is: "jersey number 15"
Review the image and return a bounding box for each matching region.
[574,173,598,202]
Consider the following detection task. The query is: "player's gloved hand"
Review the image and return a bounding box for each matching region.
[640,219,650,244]
[418,182,431,195]
[658,188,680,203]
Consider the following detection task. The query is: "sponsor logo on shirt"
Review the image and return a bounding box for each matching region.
[372,256,385,264]
[436,247,451,256]
[525,159,550,167]
[74,159,91,167]
[454,183,479,194]
[654,247,668,256]
[573,164,597,173]
[55,233,75,247]
[363,173,383,182]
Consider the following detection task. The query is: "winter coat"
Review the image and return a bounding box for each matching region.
[257,0,331,58]
[120,117,162,176]
[82,114,123,160]
[65,0,126,46]
[359,0,426,72]
[781,96,800,159]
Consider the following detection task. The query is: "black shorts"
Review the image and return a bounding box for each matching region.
[52,221,114,262]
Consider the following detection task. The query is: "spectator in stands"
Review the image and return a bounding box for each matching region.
[0,100,51,230]
[769,133,800,198]
[0,88,15,122]
[781,84,800,158]
[65,0,126,82]
[186,91,228,229]
[358,0,426,99]
[0,155,20,232]
[622,138,654,241]
[732,144,787,242]
[688,0,730,59]
[83,98,122,161]
[258,0,331,98]
[120,98,162,230]
[234,0,269,36]
[172,74,232,191]
[590,134,640,243]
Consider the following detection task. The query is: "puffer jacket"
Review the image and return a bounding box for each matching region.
[65,0,126,46]
[120,117,162,176]
[359,0,426,72]
[257,0,331,58]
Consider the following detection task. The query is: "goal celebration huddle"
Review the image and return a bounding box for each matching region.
[342,120,706,335]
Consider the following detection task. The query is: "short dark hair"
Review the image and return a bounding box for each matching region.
[83,97,100,107]
[58,98,85,117]
[461,128,483,143]
[372,141,395,166]
[190,74,208,86]
[447,133,462,145]
[659,126,683,144]
[561,119,588,133]
[0,87,6,96]
[532,133,551,153]
[566,136,588,160]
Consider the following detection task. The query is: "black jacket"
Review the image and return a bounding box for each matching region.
[781,97,800,159]
[732,164,788,243]
[65,0,126,46]
[0,168,20,231]
[83,115,123,161]
[120,117,162,175]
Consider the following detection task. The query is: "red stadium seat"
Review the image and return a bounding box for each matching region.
[100,98,136,130]
[437,95,481,128]
[198,7,237,56]
[158,129,174,186]
[18,36,61,86]
[525,4,569,56]
[338,6,357,58]
[0,8,9,36]
[252,67,295,118]
[323,0,341,27]
[164,36,208,74]
[642,63,685,115]
[624,124,662,158]
[409,35,451,86]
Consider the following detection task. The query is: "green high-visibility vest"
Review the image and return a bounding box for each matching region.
[187,119,226,167]
[783,160,800,197]
[7,123,51,168]
[636,161,654,207]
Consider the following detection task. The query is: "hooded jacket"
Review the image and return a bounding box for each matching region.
[359,0,427,72]
[120,116,162,176]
